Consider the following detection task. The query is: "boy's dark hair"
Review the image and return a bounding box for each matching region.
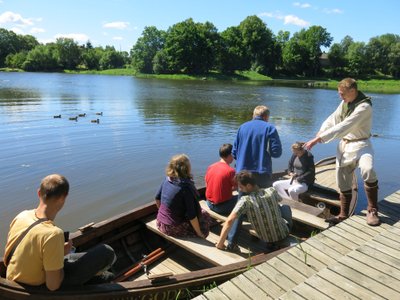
[40,174,69,201]
[234,170,256,186]
[219,143,233,158]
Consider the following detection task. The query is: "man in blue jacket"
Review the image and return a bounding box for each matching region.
[225,105,282,252]
[232,105,282,188]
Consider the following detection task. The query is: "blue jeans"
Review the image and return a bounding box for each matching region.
[62,244,116,286]
[206,196,237,216]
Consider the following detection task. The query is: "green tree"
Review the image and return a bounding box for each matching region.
[345,42,369,77]
[282,26,332,76]
[5,51,28,68]
[81,42,103,70]
[366,34,400,75]
[328,36,354,77]
[161,18,220,74]
[218,26,246,73]
[22,44,59,71]
[99,46,127,69]
[0,28,19,67]
[388,42,400,78]
[238,15,276,74]
[131,26,165,73]
[55,38,82,69]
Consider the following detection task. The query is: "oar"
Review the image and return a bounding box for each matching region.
[114,248,164,282]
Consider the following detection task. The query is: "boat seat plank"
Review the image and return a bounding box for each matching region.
[144,217,246,266]
[200,200,329,231]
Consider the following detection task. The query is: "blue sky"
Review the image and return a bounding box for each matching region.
[1,0,399,52]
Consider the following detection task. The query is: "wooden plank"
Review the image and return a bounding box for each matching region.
[243,268,285,299]
[295,241,336,266]
[363,241,400,262]
[285,282,333,300]
[329,261,400,299]
[372,234,400,251]
[356,245,400,271]
[201,199,329,230]
[340,255,400,291]
[280,198,323,216]
[255,262,297,292]
[352,215,392,231]
[318,230,358,250]
[300,275,357,300]
[276,252,316,278]
[201,287,231,300]
[312,231,352,255]
[317,268,386,300]
[218,280,252,300]
[336,222,375,240]
[145,218,246,266]
[278,290,306,299]
[344,218,383,237]
[348,250,400,280]
[328,225,370,246]
[230,274,269,299]
[286,246,327,272]
[267,256,307,284]
[304,237,343,260]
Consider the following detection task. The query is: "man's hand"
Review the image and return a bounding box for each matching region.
[64,240,73,256]
[304,136,322,150]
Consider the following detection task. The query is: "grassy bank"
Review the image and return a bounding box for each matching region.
[2,68,399,94]
[315,79,400,94]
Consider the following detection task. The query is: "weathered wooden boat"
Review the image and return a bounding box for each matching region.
[0,156,357,300]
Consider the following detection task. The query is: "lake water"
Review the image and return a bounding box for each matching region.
[1,72,399,246]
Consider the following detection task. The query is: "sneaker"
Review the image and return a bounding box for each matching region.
[226,244,241,253]
[367,209,380,226]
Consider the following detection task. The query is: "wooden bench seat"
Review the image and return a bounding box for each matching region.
[200,199,329,231]
[144,217,246,266]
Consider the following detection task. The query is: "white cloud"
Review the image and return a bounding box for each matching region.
[54,33,89,42]
[112,36,123,40]
[10,27,24,34]
[258,11,284,20]
[30,27,45,34]
[323,8,343,14]
[103,21,129,30]
[293,2,311,8]
[259,11,309,27]
[0,11,34,26]
[284,15,310,27]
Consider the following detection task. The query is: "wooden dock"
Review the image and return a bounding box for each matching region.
[194,190,400,300]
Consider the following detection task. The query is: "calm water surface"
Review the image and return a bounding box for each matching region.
[1,72,399,246]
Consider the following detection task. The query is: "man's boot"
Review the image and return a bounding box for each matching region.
[326,191,352,225]
[365,181,380,226]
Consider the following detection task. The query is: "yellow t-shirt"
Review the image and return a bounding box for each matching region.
[4,209,64,286]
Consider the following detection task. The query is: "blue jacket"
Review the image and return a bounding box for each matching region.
[232,116,282,175]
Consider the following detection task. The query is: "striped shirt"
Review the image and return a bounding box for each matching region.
[233,187,289,243]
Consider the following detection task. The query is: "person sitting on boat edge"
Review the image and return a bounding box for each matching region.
[215,170,292,252]
[155,154,211,238]
[205,143,238,216]
[273,142,315,202]
[3,174,116,291]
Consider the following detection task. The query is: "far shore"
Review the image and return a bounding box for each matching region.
[2,68,399,94]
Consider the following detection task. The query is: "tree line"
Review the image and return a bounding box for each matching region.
[1,15,399,78]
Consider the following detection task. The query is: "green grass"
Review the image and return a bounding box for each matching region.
[65,68,137,76]
[2,67,399,93]
[315,79,400,94]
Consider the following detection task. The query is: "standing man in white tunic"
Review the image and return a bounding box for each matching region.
[304,78,380,226]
